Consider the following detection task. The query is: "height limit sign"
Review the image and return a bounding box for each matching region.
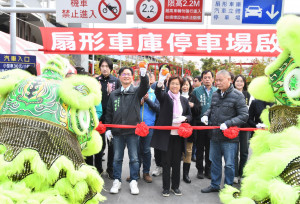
[135,0,163,23]
[134,0,204,24]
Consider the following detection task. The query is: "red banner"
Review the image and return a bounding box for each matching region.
[40,27,281,56]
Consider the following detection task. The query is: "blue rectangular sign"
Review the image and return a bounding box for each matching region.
[242,0,283,24]
[0,54,36,72]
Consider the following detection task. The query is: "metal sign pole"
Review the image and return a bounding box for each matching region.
[10,0,16,54]
[92,23,95,74]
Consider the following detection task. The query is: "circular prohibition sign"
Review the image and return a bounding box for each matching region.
[136,0,162,23]
[98,0,121,21]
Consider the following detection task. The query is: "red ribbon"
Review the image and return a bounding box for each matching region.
[135,122,149,137]
[223,126,240,139]
[178,123,193,138]
[95,123,267,136]
[95,122,106,134]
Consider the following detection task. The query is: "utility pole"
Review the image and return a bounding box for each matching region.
[10,0,16,54]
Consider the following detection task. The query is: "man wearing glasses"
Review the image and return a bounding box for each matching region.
[193,76,202,88]
[106,66,149,195]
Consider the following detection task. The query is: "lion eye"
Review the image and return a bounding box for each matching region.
[284,68,300,98]
[78,110,90,131]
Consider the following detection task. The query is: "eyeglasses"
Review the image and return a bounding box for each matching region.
[121,73,132,77]
[101,65,109,68]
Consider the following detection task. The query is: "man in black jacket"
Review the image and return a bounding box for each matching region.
[201,70,248,193]
[106,66,149,195]
[86,57,121,179]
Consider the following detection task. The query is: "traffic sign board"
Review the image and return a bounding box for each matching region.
[164,0,204,23]
[98,0,122,21]
[0,54,36,72]
[134,0,204,24]
[136,0,162,23]
[242,0,283,24]
[56,0,126,23]
[211,0,283,25]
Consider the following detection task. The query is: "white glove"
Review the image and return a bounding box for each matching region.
[220,123,228,130]
[158,70,168,83]
[201,116,208,125]
[256,123,266,129]
[140,68,147,77]
[173,116,186,123]
[105,130,113,141]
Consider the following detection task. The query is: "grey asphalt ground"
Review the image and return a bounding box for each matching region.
[99,148,241,204]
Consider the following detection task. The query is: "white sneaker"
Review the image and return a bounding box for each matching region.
[233,177,239,184]
[110,179,121,194]
[152,166,162,176]
[129,180,139,195]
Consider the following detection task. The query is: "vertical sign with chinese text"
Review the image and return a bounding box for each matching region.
[211,0,243,25]
[56,0,126,23]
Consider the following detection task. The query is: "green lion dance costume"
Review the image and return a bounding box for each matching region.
[220,15,300,204]
[0,57,105,203]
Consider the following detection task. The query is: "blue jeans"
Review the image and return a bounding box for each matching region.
[209,140,238,189]
[113,135,140,182]
[139,129,153,174]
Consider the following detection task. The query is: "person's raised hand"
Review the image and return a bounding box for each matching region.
[139,61,147,77]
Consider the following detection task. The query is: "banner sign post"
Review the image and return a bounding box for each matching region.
[0,54,36,72]
[40,27,281,57]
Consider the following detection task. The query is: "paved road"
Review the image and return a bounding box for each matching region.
[98,148,240,204]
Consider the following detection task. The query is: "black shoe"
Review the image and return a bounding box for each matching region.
[197,171,204,179]
[171,188,182,196]
[201,186,220,193]
[205,172,211,179]
[183,173,191,183]
[183,163,191,183]
[97,168,104,174]
[106,169,114,180]
[162,189,170,197]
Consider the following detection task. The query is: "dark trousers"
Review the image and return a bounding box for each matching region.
[86,133,114,172]
[196,125,211,173]
[161,135,183,190]
[106,137,114,171]
[154,148,162,167]
[235,131,250,177]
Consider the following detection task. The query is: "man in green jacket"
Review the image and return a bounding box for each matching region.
[192,70,217,179]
